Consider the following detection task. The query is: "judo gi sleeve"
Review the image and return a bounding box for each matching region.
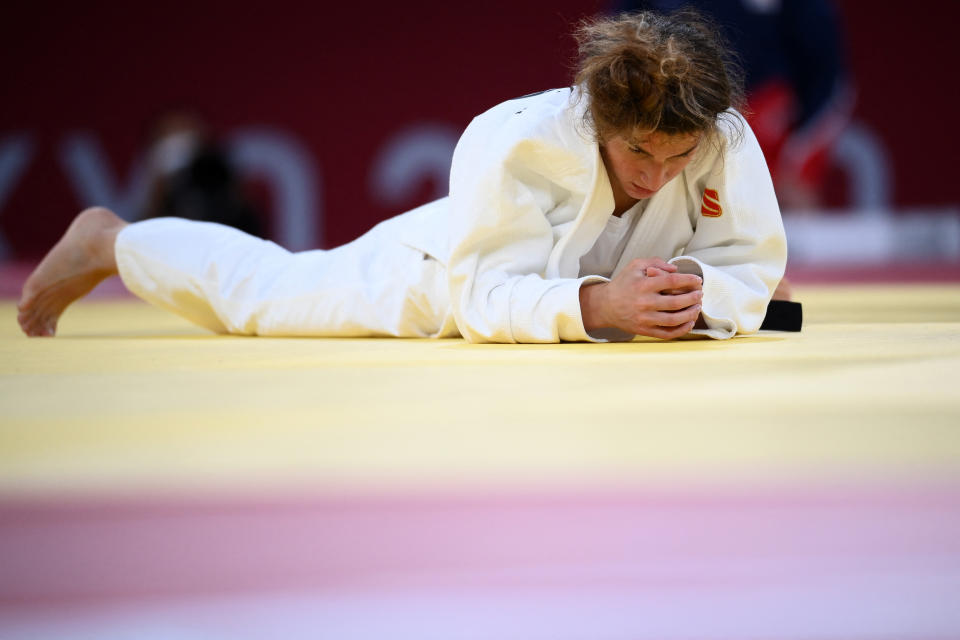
[445,131,604,344]
[669,119,788,339]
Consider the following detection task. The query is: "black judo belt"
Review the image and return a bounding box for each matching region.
[760,300,803,332]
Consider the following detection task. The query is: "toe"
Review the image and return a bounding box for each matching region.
[17,311,32,334]
[19,310,47,337]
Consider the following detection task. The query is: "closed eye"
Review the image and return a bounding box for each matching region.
[629,147,694,161]
[629,141,700,159]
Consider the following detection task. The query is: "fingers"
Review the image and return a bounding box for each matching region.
[644,266,670,277]
[628,296,702,339]
[649,259,676,272]
[601,262,705,339]
[772,276,792,301]
[647,271,702,293]
[641,269,702,297]
[619,300,701,340]
[628,258,676,275]
[657,289,703,311]
[636,319,697,340]
[649,302,702,328]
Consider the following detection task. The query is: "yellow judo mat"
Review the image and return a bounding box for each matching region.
[2,283,960,639]
[1,283,959,494]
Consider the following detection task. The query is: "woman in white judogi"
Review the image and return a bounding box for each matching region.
[18,10,786,344]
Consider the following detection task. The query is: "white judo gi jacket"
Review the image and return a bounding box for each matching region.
[116,87,786,342]
[396,87,786,342]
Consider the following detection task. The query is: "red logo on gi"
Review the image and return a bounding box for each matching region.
[701,189,722,217]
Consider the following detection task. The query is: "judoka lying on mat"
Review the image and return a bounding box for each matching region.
[18,9,797,343]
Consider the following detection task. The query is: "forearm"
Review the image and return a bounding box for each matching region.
[579,281,610,332]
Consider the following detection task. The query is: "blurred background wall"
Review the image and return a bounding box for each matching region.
[2,0,958,268]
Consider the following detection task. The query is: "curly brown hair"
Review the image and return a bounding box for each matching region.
[574,9,744,142]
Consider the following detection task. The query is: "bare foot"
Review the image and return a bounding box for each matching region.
[17,207,127,336]
[772,276,793,301]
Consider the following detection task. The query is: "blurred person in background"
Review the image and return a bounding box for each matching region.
[141,111,263,237]
[617,0,854,210]
[18,9,797,342]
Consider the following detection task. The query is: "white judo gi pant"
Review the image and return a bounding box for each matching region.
[115,218,451,337]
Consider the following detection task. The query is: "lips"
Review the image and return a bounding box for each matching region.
[630,183,656,198]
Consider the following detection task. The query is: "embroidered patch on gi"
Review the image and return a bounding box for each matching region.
[701,188,722,217]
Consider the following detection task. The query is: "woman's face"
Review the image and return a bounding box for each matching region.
[600,130,702,201]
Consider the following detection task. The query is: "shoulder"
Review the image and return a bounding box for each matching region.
[453,87,595,176]
[470,87,576,126]
[681,109,781,225]
[459,88,591,151]
[684,109,766,183]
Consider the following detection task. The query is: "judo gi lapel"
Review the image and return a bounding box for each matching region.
[545,144,614,279]
[612,178,688,276]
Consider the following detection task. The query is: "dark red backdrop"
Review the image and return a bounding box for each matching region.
[1,1,957,259]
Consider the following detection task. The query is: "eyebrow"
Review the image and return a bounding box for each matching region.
[630,139,701,158]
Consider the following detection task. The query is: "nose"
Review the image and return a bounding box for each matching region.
[640,163,670,191]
